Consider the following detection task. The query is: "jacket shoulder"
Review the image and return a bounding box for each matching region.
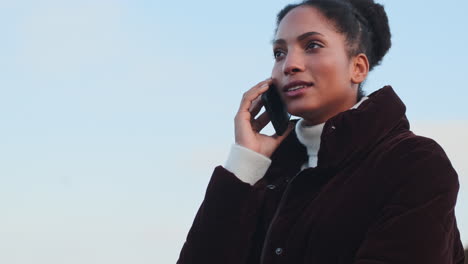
[378,129,451,164]
[375,130,458,191]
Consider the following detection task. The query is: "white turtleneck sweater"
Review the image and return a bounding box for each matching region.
[295,119,324,170]
[225,97,369,185]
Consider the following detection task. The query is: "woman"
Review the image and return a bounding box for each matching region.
[177,0,465,263]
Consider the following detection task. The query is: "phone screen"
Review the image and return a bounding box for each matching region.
[261,84,291,136]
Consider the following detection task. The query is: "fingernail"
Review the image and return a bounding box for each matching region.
[261,83,269,88]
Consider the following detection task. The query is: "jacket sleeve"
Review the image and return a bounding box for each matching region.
[354,140,465,264]
[177,166,264,264]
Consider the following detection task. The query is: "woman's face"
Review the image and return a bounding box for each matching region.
[271,6,359,125]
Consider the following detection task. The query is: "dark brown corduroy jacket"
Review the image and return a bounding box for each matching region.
[177,86,465,264]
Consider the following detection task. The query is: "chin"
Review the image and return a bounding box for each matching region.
[286,100,320,117]
[286,103,328,124]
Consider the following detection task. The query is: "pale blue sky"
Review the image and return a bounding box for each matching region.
[0,0,467,263]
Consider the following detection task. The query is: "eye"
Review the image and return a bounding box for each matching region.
[306,41,322,50]
[273,49,286,60]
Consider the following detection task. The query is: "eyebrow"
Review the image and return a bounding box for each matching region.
[272,31,324,45]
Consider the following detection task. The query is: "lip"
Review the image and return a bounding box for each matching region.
[282,80,314,92]
[282,80,314,97]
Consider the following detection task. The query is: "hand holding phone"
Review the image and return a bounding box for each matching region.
[234,79,293,157]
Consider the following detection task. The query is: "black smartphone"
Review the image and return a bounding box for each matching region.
[261,84,291,136]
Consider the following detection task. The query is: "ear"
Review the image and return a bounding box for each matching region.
[350,53,369,84]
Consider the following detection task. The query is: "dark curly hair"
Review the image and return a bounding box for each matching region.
[275,0,392,101]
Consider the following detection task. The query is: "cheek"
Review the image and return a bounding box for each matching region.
[271,63,282,78]
[314,56,347,84]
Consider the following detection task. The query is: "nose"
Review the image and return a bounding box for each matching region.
[282,50,305,75]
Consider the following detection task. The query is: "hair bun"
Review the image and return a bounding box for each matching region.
[349,0,391,68]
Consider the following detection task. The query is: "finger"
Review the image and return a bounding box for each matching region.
[249,96,264,118]
[237,79,272,115]
[252,111,270,132]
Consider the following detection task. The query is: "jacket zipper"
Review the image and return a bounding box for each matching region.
[259,171,302,264]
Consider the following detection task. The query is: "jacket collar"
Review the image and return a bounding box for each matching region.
[318,85,409,171]
[267,85,409,179]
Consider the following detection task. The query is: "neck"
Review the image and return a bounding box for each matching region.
[301,96,367,126]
